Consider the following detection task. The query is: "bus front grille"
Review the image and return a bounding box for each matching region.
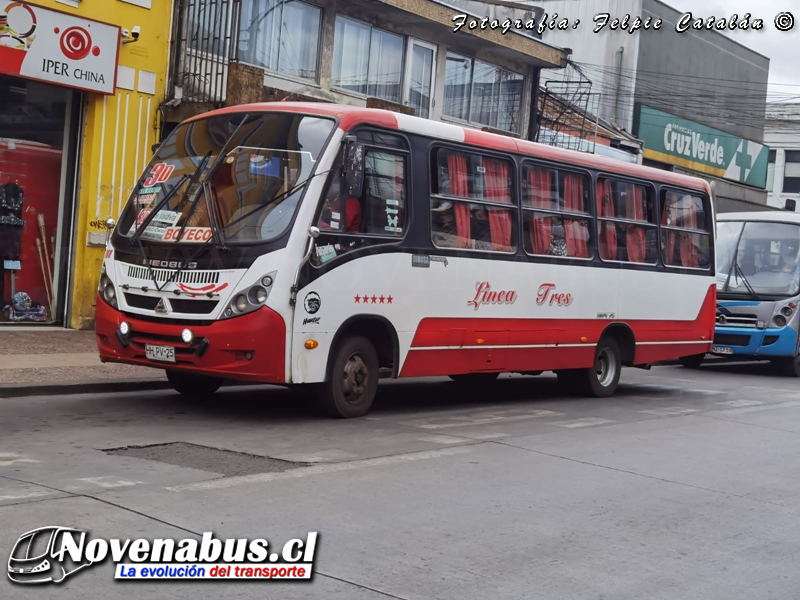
[716,313,759,327]
[126,265,220,285]
[713,333,751,347]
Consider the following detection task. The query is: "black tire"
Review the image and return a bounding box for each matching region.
[679,354,705,369]
[166,370,223,396]
[448,373,500,385]
[779,354,800,377]
[575,337,622,398]
[318,336,379,418]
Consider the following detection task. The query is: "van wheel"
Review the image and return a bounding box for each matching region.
[679,354,705,368]
[319,336,379,418]
[166,370,223,396]
[779,354,800,377]
[576,337,621,397]
[448,373,499,385]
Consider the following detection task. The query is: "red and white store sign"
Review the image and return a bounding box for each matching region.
[0,1,120,94]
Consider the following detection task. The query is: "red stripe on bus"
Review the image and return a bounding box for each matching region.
[399,284,716,377]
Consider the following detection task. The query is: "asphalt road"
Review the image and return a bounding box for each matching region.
[2,360,800,599]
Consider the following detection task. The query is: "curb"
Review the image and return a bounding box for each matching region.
[0,378,172,398]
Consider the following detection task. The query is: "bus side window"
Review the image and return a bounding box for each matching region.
[661,190,710,269]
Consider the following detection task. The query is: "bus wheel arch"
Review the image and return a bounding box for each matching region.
[600,323,636,367]
[326,315,400,381]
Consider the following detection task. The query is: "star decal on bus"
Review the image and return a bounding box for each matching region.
[354,295,393,304]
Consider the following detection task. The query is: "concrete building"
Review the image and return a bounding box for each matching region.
[765,103,800,210]
[529,0,773,213]
[162,0,569,141]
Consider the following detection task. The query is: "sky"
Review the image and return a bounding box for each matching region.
[672,0,800,101]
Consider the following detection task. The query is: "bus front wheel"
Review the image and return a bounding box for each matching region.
[319,335,379,418]
[778,354,800,377]
[577,337,621,397]
[166,370,223,396]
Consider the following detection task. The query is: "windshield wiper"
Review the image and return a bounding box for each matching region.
[154,167,332,294]
[732,259,759,299]
[129,173,190,246]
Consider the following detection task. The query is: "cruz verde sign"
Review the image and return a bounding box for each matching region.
[636,105,768,188]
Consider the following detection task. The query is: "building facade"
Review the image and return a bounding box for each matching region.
[0,0,173,329]
[531,0,773,213]
[162,0,569,142]
[765,103,800,210]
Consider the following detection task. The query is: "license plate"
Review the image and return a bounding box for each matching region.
[145,344,175,363]
[711,346,733,355]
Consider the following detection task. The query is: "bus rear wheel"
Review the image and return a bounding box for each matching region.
[319,335,379,418]
[576,337,621,397]
[166,370,223,396]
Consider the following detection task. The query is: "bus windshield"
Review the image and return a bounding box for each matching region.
[717,220,800,297]
[118,112,335,245]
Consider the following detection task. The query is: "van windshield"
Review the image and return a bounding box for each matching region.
[117,112,334,245]
[717,220,800,297]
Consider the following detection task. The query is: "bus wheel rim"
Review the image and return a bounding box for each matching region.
[342,353,368,402]
[596,347,616,387]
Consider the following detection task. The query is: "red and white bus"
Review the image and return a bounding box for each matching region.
[96,103,717,417]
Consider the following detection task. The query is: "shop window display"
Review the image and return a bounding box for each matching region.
[0,76,68,323]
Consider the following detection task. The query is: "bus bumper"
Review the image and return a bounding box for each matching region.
[713,325,799,358]
[95,295,286,383]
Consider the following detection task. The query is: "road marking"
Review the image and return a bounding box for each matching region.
[715,400,764,408]
[467,432,511,440]
[78,477,144,489]
[0,453,39,467]
[0,490,53,502]
[417,435,468,445]
[406,410,565,430]
[716,400,800,415]
[277,449,359,463]
[640,407,699,416]
[166,447,474,493]
[554,418,616,428]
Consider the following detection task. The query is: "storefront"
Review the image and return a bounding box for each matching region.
[634,104,772,213]
[0,0,173,328]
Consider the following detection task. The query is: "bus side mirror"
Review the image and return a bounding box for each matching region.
[343,138,365,199]
[104,218,116,245]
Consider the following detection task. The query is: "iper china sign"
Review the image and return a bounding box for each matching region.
[636,105,768,189]
[0,1,120,94]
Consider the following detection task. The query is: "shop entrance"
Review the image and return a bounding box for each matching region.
[0,75,79,325]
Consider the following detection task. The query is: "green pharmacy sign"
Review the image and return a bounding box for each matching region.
[636,105,768,189]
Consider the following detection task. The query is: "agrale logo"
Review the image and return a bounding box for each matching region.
[8,526,318,584]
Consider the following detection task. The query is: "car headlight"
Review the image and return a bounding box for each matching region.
[774,314,787,328]
[221,271,276,319]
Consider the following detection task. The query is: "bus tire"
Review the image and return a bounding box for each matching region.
[779,355,800,377]
[166,370,223,396]
[319,335,379,418]
[448,373,499,385]
[679,354,705,369]
[577,337,621,397]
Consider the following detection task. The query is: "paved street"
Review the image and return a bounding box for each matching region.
[2,361,800,599]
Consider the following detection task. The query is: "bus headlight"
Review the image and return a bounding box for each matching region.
[248,286,267,305]
[221,271,276,319]
[181,328,194,344]
[119,321,130,336]
[235,295,248,312]
[782,306,794,318]
[774,314,787,328]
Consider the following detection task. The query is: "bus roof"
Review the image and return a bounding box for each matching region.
[189,102,712,194]
[717,211,800,224]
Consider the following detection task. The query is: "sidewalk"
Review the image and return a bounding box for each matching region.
[0,328,169,397]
